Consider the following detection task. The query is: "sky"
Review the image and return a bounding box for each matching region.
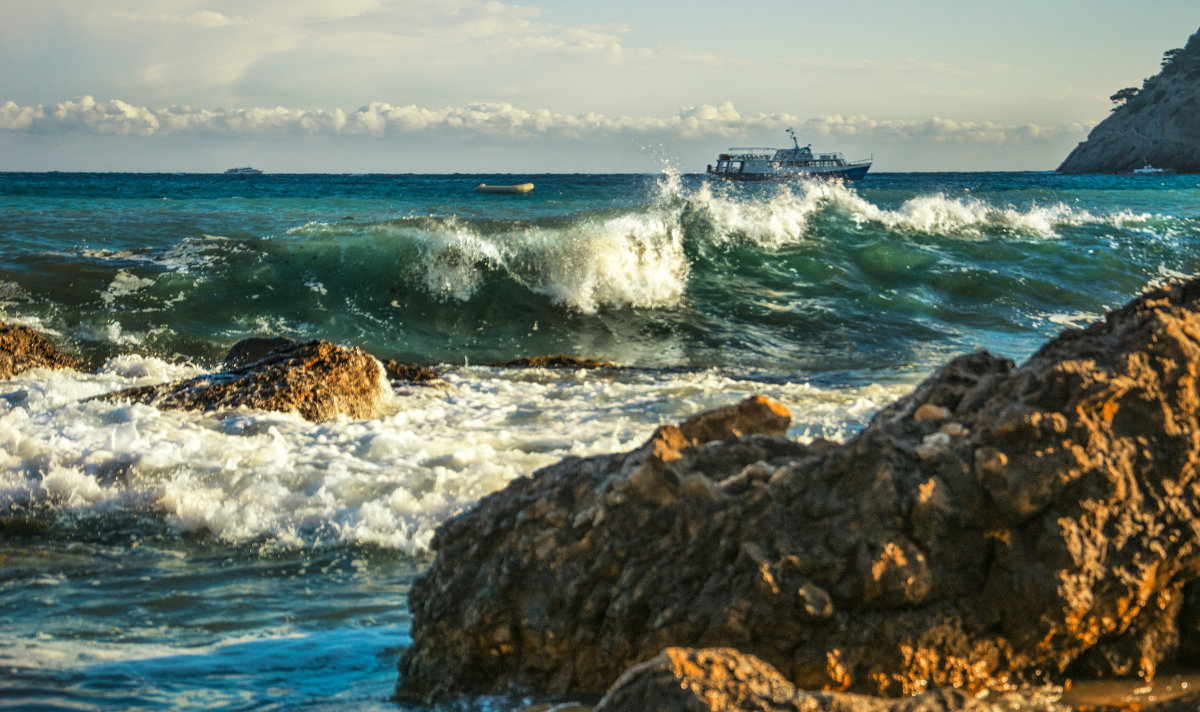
[1,0,1197,173]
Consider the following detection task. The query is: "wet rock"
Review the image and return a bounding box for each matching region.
[381,358,442,385]
[397,277,1200,702]
[0,322,78,379]
[222,336,298,369]
[101,339,384,422]
[500,354,617,368]
[593,647,1068,712]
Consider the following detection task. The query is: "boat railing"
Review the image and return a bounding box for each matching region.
[722,148,777,159]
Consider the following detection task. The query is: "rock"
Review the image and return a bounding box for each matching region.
[396,276,1200,703]
[222,336,298,369]
[381,358,442,384]
[592,647,1069,712]
[1058,28,1200,174]
[0,322,78,379]
[225,337,442,386]
[500,354,617,368]
[100,339,384,422]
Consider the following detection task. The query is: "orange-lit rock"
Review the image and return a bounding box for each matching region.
[0,322,78,379]
[398,278,1200,703]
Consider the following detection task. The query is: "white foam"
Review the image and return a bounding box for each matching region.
[391,207,690,313]
[841,190,1110,240]
[101,269,156,305]
[0,360,910,556]
[687,177,1132,243]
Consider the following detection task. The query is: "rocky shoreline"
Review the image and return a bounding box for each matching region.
[6,281,1200,711]
[396,279,1200,711]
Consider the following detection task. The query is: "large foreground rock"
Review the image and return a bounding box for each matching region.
[102,338,385,422]
[0,322,78,379]
[398,278,1200,702]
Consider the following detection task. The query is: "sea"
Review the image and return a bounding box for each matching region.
[2,170,1199,711]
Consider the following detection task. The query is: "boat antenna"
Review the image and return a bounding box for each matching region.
[786,127,799,150]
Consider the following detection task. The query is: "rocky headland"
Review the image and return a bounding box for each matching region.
[1058,28,1200,174]
[397,278,1200,710]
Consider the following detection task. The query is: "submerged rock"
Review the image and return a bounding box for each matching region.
[0,322,78,379]
[398,278,1200,702]
[381,358,442,385]
[101,338,384,422]
[500,354,617,368]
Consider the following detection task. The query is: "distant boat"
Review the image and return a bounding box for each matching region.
[475,182,534,194]
[707,128,872,181]
[1132,163,1167,175]
[224,166,263,175]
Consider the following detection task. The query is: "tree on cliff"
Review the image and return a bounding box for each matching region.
[1109,87,1139,110]
[1058,27,1200,174]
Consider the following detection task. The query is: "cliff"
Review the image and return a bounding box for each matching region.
[1058,28,1200,174]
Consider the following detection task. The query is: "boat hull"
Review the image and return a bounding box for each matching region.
[475,183,534,194]
[707,163,871,182]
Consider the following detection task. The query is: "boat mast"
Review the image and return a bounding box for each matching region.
[786,127,800,150]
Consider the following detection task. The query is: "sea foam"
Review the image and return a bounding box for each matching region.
[0,359,909,556]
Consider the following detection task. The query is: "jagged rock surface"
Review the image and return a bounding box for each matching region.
[0,322,78,379]
[381,358,442,384]
[593,648,1068,712]
[1058,28,1200,173]
[398,279,1200,703]
[101,338,384,422]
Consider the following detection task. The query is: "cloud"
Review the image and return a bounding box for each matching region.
[0,101,44,130]
[112,10,244,28]
[0,97,1085,145]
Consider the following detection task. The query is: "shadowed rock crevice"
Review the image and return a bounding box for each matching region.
[397,278,1200,703]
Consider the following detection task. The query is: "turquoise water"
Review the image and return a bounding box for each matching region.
[2,170,1200,709]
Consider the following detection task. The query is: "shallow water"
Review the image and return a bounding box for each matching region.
[3,170,1200,709]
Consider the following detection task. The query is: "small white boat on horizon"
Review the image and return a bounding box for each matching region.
[1132,163,1167,175]
[224,166,263,175]
[475,182,534,194]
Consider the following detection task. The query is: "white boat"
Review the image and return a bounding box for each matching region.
[1133,163,1166,175]
[475,183,534,194]
[707,129,871,181]
[224,166,263,175]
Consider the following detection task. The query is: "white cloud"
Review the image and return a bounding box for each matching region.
[0,101,44,130]
[1,97,1086,146]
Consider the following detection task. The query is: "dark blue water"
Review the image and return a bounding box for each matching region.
[2,170,1199,710]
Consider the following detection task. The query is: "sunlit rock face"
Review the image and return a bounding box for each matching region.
[592,647,1070,712]
[397,279,1200,703]
[101,338,385,422]
[0,322,78,379]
